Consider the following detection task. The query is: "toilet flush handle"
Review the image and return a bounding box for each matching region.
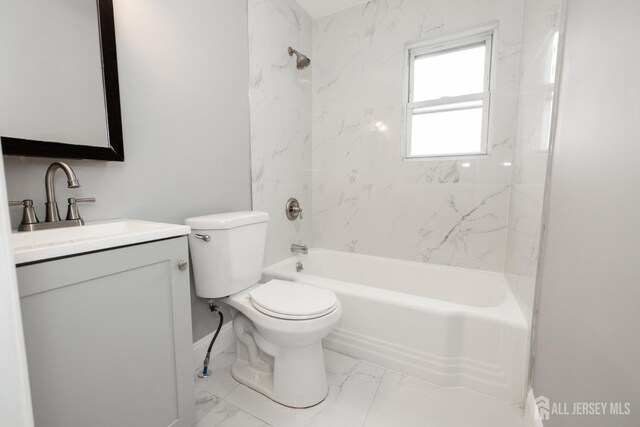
[194,233,211,242]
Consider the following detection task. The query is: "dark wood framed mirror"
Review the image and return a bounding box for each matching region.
[0,0,124,161]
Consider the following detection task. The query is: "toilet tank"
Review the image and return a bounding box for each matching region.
[185,211,269,298]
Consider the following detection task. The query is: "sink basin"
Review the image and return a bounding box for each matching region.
[11,219,191,264]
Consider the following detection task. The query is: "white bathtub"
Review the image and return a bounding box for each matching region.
[263,248,529,404]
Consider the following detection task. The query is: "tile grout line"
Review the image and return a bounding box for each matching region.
[221,396,273,427]
[197,348,523,426]
[360,368,387,427]
[194,367,240,422]
[221,382,239,400]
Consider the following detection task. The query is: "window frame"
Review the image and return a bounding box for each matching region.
[403,25,496,160]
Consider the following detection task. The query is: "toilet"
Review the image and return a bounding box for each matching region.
[186,211,342,408]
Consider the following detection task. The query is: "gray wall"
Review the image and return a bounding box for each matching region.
[532,0,640,425]
[2,0,252,342]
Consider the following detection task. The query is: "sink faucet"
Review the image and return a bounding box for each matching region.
[45,162,80,222]
[8,161,95,231]
[291,244,308,255]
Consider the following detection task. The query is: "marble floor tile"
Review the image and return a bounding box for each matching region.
[196,400,271,427]
[225,349,384,427]
[195,388,222,422]
[363,370,523,427]
[197,344,524,427]
[314,350,386,426]
[196,345,239,400]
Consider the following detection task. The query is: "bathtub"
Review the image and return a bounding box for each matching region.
[263,248,529,404]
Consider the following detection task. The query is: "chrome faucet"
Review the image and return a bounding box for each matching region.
[291,244,308,255]
[45,161,80,222]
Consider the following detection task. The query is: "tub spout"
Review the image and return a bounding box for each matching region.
[291,244,308,255]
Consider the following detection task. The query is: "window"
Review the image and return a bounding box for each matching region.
[405,28,494,158]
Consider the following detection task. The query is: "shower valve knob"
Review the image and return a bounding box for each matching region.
[286,197,303,220]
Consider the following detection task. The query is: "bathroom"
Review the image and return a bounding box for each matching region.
[0,0,638,426]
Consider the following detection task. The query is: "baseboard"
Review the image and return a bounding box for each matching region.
[524,389,545,427]
[192,322,235,371]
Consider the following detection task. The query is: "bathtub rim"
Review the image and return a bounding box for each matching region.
[264,249,528,330]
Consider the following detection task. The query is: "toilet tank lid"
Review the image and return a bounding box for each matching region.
[185,211,269,230]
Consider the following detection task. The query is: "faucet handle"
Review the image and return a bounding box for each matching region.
[9,200,32,207]
[66,197,95,222]
[9,200,39,228]
[293,206,303,219]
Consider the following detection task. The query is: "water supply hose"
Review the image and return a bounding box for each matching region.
[200,301,224,378]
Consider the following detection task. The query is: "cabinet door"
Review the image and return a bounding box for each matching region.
[18,237,196,427]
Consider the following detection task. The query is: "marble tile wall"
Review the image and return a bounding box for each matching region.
[311,0,525,271]
[248,0,313,266]
[504,0,563,325]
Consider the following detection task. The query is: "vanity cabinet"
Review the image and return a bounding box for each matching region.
[17,237,196,427]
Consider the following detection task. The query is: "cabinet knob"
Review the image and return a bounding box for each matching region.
[178,260,188,271]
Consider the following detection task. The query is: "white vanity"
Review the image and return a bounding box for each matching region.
[12,220,196,427]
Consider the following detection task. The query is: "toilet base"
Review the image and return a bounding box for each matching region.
[231,315,330,408]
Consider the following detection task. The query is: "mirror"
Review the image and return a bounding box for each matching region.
[0,0,124,161]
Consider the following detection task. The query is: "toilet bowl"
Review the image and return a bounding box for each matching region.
[227,280,342,407]
[185,211,342,408]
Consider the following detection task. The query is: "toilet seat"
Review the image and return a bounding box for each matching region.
[249,280,338,320]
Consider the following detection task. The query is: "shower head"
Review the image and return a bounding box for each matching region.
[288,46,310,70]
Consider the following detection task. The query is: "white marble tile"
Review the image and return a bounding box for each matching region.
[225,349,384,427]
[364,371,523,427]
[504,0,561,325]
[313,351,386,426]
[248,0,314,266]
[195,388,222,422]
[196,345,239,400]
[197,400,271,427]
[311,0,525,272]
[200,345,524,427]
[248,0,537,273]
